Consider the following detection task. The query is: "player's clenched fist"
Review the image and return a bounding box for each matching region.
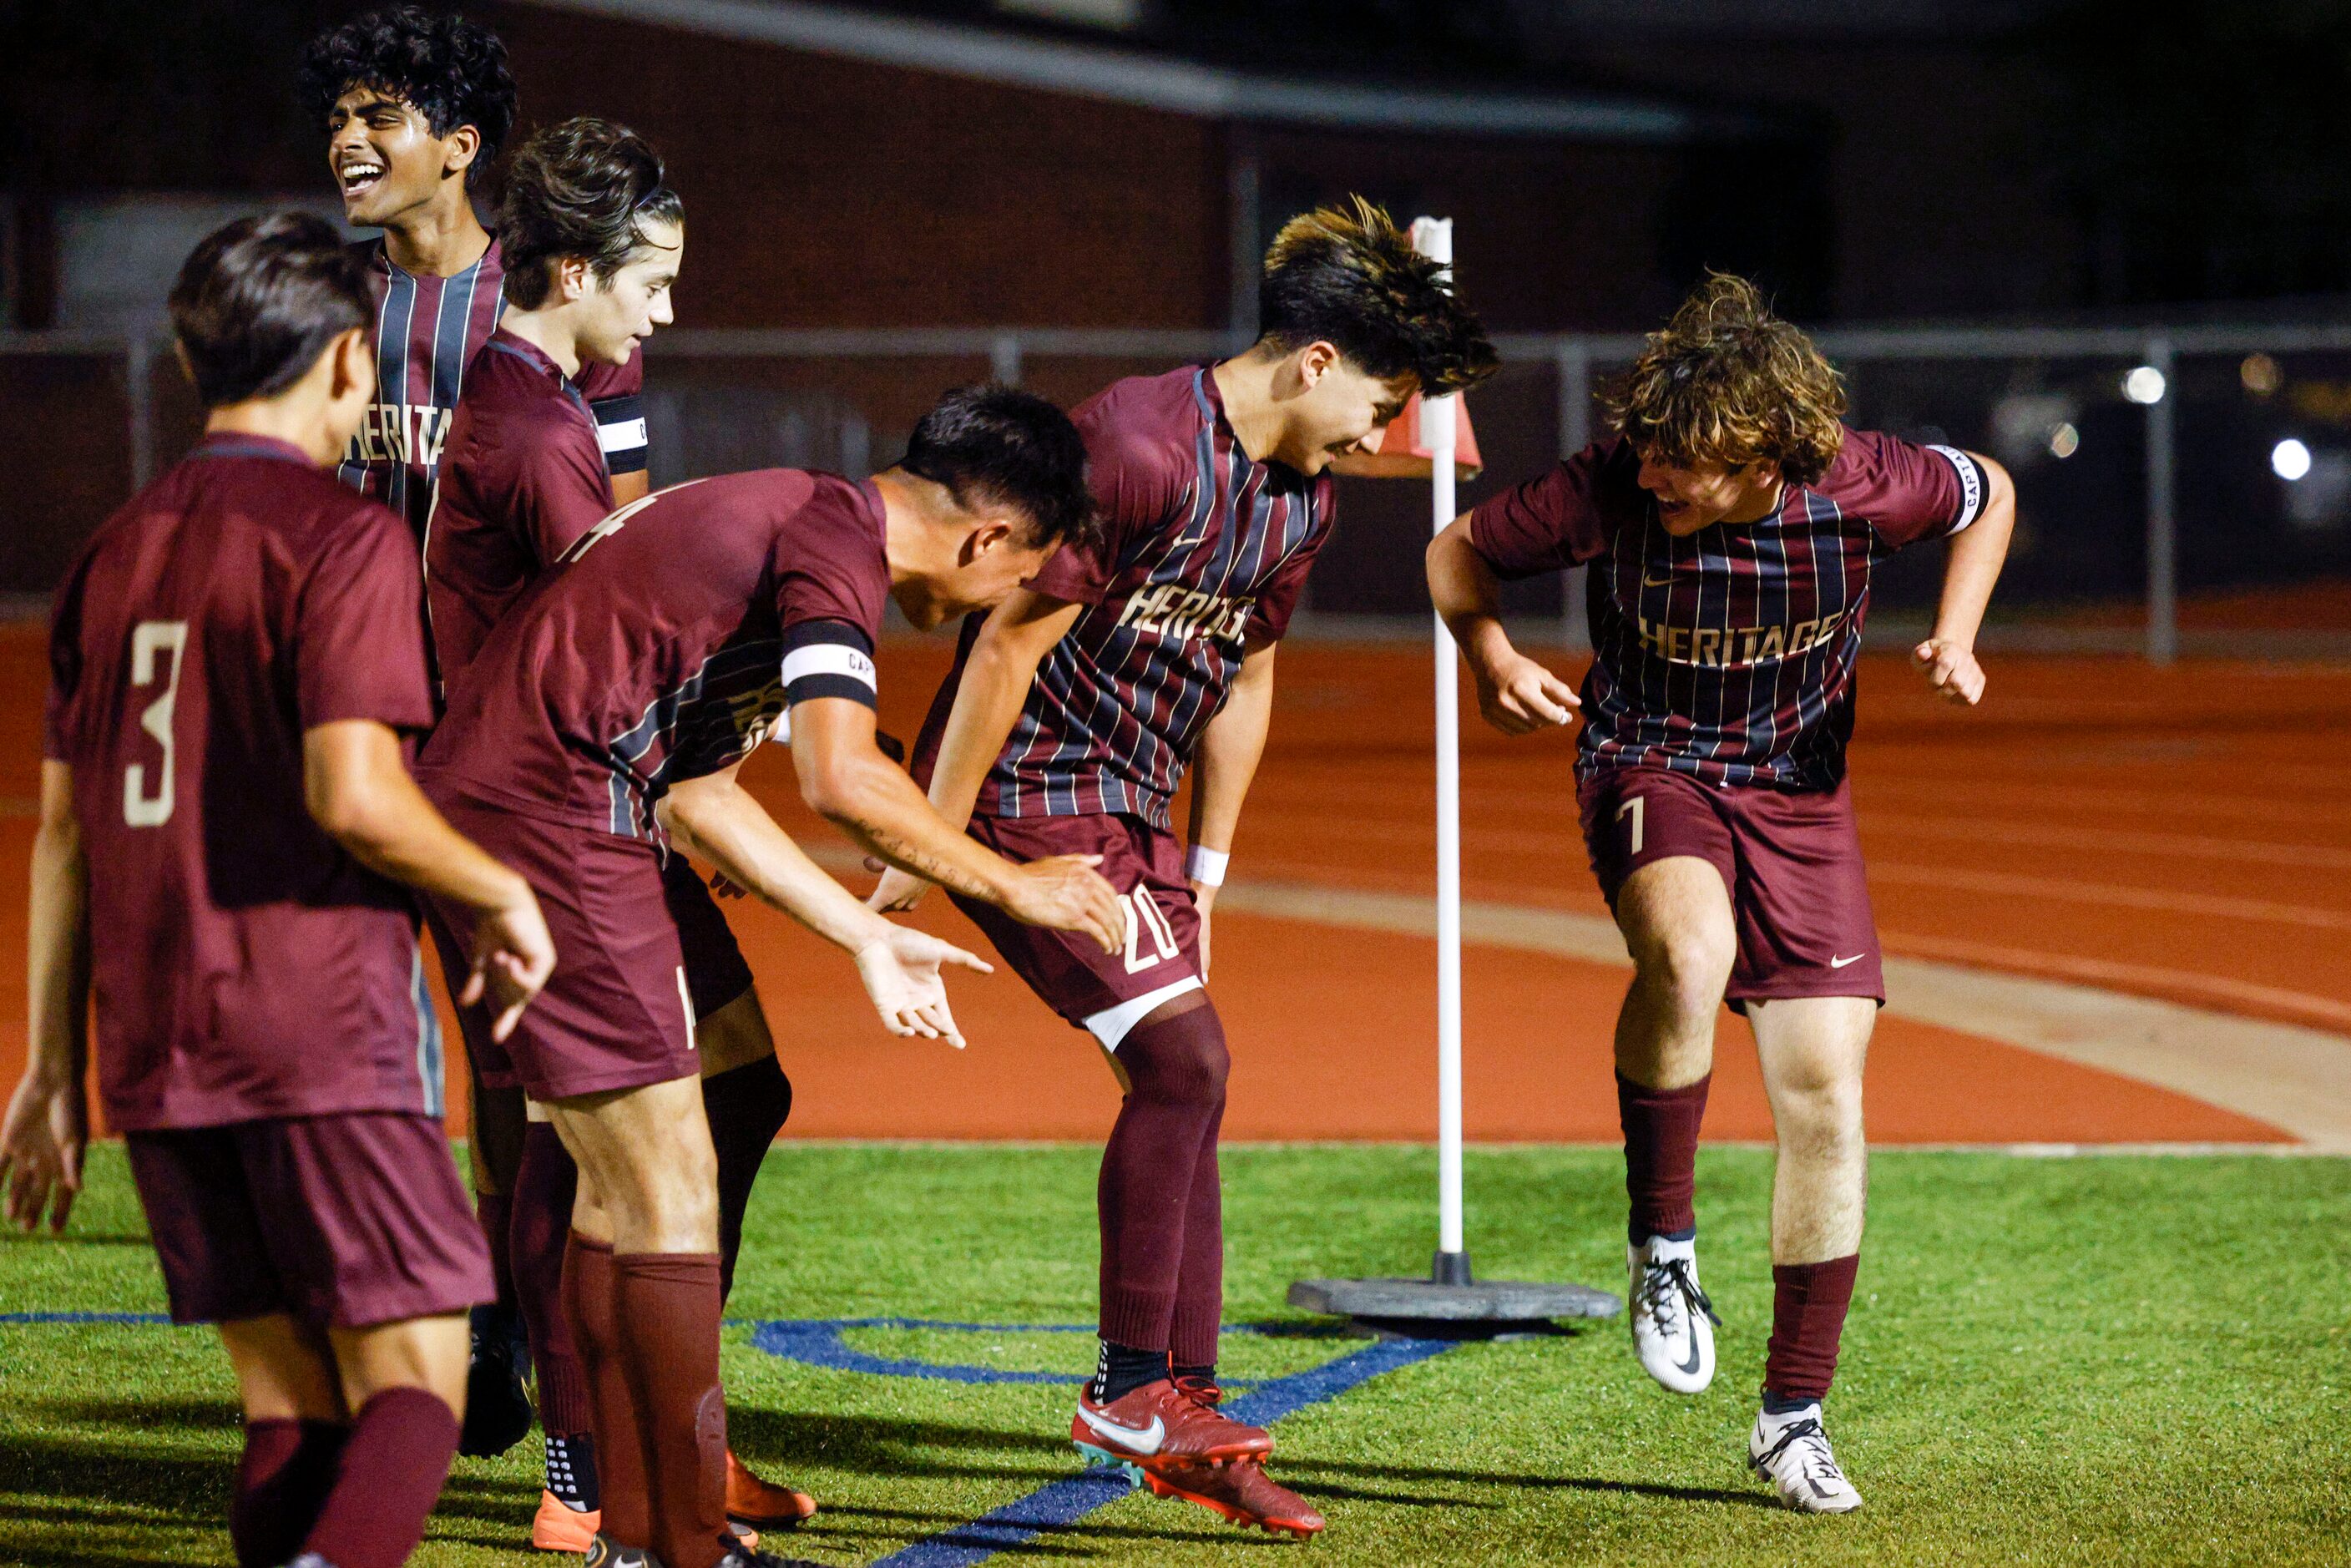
[460,888,557,1044]
[1473,648,1581,735]
[1003,853,1126,953]
[1911,638,1985,706]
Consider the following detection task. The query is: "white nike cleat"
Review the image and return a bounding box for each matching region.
[1748,1403,1863,1513]
[1628,1234,1718,1394]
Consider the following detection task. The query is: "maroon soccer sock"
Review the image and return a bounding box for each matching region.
[612,1251,730,1568]
[230,1417,345,1567]
[1166,1096,1226,1372]
[701,1055,793,1302]
[563,1232,651,1545]
[1617,1070,1711,1242]
[300,1386,459,1568]
[477,1188,518,1317]
[513,1122,594,1439]
[1763,1252,1863,1406]
[1097,1004,1229,1354]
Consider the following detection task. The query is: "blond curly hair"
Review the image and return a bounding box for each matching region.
[1606,273,1847,486]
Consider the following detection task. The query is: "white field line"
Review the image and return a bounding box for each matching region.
[1213,879,2351,1151]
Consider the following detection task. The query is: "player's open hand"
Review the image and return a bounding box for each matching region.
[461,888,557,1044]
[852,923,993,1047]
[1474,649,1580,736]
[867,866,935,913]
[0,1070,86,1235]
[1912,639,1985,706]
[1004,855,1125,954]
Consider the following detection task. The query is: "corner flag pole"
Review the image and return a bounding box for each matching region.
[1418,219,1470,1285]
[1284,216,1617,1333]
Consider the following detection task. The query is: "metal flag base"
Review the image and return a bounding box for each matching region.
[1288,1250,1621,1341]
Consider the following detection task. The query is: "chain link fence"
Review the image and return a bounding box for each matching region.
[13,322,2351,656]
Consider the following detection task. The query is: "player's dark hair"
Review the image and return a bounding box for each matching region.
[1609,272,1848,487]
[168,212,375,409]
[296,7,518,188]
[1256,196,1499,397]
[902,385,1100,554]
[499,118,683,311]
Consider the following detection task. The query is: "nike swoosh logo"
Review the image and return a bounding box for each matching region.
[1829,954,1864,969]
[1641,573,1674,588]
[1677,1329,1704,1376]
[1075,1407,1165,1454]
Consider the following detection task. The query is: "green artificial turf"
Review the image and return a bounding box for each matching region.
[3,1141,2347,1566]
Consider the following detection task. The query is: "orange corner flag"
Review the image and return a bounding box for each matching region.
[1327,392,1482,480]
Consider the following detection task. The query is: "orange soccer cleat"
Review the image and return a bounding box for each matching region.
[530,1490,599,1552]
[726,1448,818,1528]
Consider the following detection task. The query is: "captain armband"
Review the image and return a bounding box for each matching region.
[781,620,877,709]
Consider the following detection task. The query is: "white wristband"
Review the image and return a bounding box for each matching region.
[1186,845,1229,887]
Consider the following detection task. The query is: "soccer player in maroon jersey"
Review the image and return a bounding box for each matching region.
[871,200,1497,1536]
[0,213,555,1568]
[296,8,656,1455]
[425,116,812,1548]
[1427,274,2015,1512]
[418,389,1125,1568]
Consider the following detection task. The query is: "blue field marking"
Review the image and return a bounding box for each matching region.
[748,1318,1461,1568]
[0,1311,173,1325]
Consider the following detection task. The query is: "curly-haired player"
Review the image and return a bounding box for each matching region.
[296,6,662,1469]
[875,197,1497,1537]
[1428,273,2015,1512]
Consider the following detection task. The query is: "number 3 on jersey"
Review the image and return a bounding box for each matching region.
[124,620,189,827]
[1120,889,1181,974]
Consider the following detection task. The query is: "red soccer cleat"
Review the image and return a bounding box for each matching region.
[726,1448,817,1527]
[1142,1456,1327,1539]
[1072,1378,1273,1474]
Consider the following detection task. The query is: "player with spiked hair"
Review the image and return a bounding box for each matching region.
[873,197,1498,1536]
[1427,273,2015,1511]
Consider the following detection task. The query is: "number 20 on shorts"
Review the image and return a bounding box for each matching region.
[1120,890,1181,974]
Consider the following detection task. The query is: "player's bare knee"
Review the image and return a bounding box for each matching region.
[1631,928,1734,1019]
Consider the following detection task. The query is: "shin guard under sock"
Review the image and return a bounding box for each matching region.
[1617,1070,1710,1242]
[1095,1004,1229,1354]
[702,1055,793,1302]
[230,1417,346,1567]
[1763,1253,1862,1406]
[513,1122,593,1438]
[300,1387,459,1568]
[612,1251,729,1568]
[562,1232,650,1545]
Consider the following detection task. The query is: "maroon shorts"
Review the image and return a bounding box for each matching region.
[125,1112,492,1329]
[948,812,1203,1046]
[429,800,705,1100]
[1576,766,1883,1009]
[435,850,755,1093]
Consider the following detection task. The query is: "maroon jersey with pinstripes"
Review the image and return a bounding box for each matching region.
[914,366,1332,830]
[1469,427,1987,790]
[334,237,643,544]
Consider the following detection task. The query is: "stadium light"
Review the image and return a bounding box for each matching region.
[2122,365,2167,405]
[2273,438,2313,482]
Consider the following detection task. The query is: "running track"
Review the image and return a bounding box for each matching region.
[3,625,2345,1147]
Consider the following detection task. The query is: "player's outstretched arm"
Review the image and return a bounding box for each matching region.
[660,761,991,1045]
[1427,515,1580,735]
[2,761,89,1235]
[302,720,554,1041]
[870,588,1083,913]
[1184,635,1279,982]
[1913,453,2016,707]
[792,695,1125,954]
